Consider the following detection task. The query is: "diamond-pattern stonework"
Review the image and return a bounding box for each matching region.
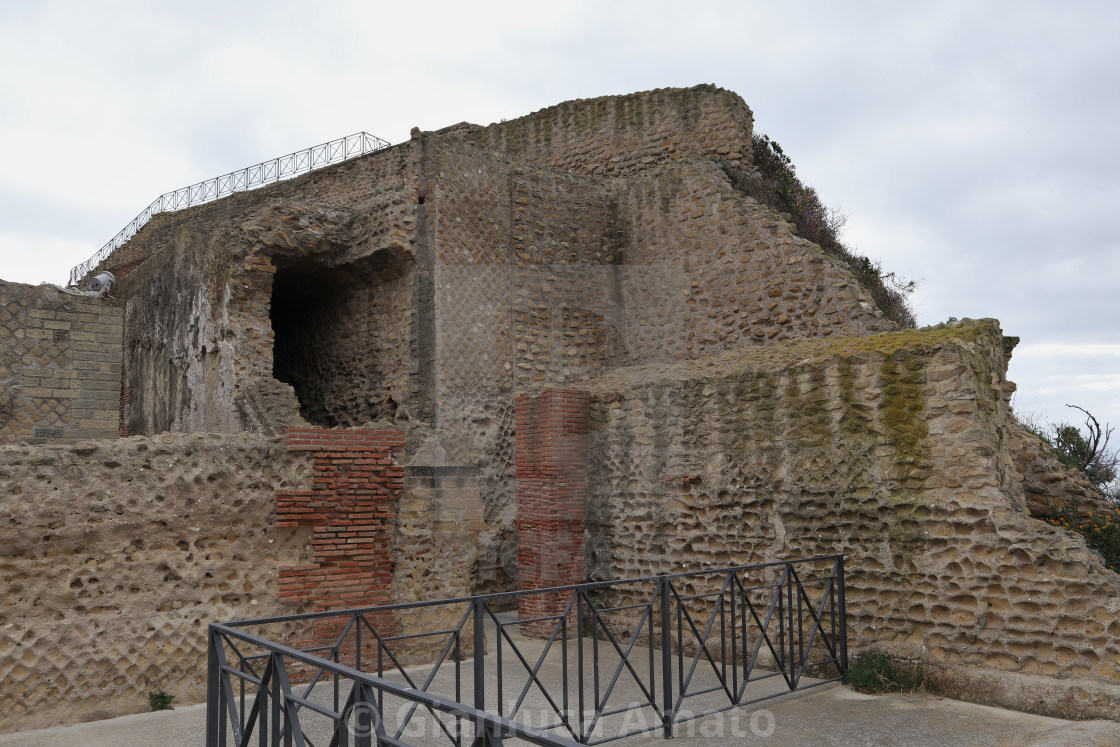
[0,280,122,444]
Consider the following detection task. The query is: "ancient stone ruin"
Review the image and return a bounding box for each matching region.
[1,85,1117,732]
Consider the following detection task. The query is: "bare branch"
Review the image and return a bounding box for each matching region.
[1065,404,1112,466]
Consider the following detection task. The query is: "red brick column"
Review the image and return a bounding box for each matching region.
[515,388,590,635]
[276,427,404,641]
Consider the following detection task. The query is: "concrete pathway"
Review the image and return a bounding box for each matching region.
[2,687,1119,747]
[3,610,1118,746]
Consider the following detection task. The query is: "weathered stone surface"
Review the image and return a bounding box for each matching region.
[0,433,311,732]
[0,280,122,444]
[581,320,1120,720]
[0,427,477,733]
[1009,423,1112,516]
[1,86,1115,731]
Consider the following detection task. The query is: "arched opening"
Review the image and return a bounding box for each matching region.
[269,250,413,427]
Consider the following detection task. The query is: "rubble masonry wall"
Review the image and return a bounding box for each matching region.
[0,434,312,732]
[451,84,754,177]
[0,425,477,733]
[582,320,1120,720]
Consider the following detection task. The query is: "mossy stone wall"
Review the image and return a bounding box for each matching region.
[583,320,1120,720]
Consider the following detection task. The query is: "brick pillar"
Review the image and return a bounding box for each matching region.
[276,427,404,645]
[515,388,590,636]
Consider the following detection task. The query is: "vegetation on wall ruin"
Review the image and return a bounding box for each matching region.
[720,134,917,328]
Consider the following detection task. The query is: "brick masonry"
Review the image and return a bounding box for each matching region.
[276,427,405,639]
[515,388,590,635]
[0,280,123,444]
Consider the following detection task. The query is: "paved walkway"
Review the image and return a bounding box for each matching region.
[2,686,1119,747]
[3,611,1118,746]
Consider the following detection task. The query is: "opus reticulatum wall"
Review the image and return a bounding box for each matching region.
[0,85,1116,731]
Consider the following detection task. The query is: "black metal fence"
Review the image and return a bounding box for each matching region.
[69,131,391,286]
[207,554,847,746]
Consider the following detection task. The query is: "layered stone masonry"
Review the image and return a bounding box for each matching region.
[448,84,754,177]
[0,433,312,733]
[579,320,1120,721]
[0,280,123,444]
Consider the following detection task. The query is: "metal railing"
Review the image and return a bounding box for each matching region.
[68,132,391,286]
[207,554,847,746]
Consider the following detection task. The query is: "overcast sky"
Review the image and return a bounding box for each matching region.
[1,0,1117,439]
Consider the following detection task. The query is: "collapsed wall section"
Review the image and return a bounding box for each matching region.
[448,84,753,177]
[0,280,122,444]
[613,160,896,367]
[270,250,415,426]
[114,143,421,436]
[581,320,1120,720]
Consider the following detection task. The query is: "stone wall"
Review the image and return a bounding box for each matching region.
[0,280,123,445]
[613,160,897,365]
[114,144,422,436]
[580,320,1120,720]
[88,87,903,597]
[0,433,312,732]
[421,135,619,592]
[448,84,754,177]
[0,425,479,733]
[1009,423,1114,517]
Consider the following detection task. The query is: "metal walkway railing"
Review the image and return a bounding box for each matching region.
[207,554,848,746]
[68,132,391,286]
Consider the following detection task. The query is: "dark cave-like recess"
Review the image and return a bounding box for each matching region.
[269,252,413,427]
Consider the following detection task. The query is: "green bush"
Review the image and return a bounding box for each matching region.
[1045,505,1120,573]
[149,690,174,711]
[1020,405,1119,506]
[720,135,917,329]
[846,653,931,694]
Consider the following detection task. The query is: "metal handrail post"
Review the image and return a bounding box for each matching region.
[354,681,375,747]
[206,627,220,747]
[474,596,487,741]
[837,555,849,677]
[659,575,673,738]
[270,653,282,745]
[481,719,506,746]
[787,563,796,690]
